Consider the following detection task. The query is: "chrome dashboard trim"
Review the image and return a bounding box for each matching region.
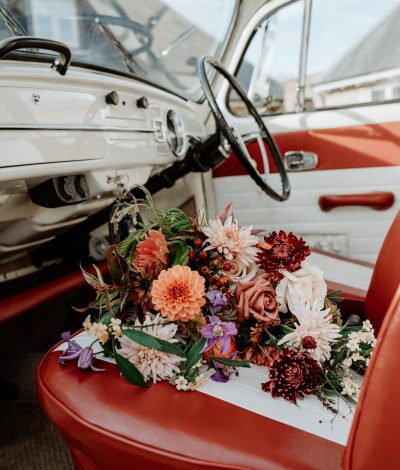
[0,124,154,132]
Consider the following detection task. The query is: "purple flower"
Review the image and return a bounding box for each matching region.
[77,347,105,372]
[200,316,237,354]
[58,331,83,365]
[211,354,238,383]
[58,332,104,372]
[206,289,228,314]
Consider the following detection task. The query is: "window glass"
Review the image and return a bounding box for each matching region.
[306,0,400,110]
[229,0,304,115]
[1,0,238,102]
[0,3,18,39]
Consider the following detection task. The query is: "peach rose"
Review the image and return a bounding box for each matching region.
[235,273,280,325]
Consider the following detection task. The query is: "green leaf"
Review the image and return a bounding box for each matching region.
[185,337,206,371]
[212,356,250,368]
[172,244,190,266]
[326,290,343,303]
[107,246,129,285]
[117,227,146,258]
[80,264,103,289]
[123,328,184,357]
[114,350,148,387]
[134,185,153,207]
[101,339,114,357]
[100,312,112,325]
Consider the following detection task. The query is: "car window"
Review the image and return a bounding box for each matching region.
[1,0,237,102]
[305,0,400,110]
[229,0,304,116]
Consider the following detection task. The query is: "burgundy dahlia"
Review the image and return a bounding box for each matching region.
[257,231,311,275]
[262,347,322,403]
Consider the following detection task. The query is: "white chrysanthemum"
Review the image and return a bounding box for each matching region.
[278,300,341,363]
[202,215,259,265]
[118,313,184,383]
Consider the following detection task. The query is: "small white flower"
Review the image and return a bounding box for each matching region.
[340,375,360,398]
[362,320,373,331]
[110,318,123,337]
[351,352,365,362]
[343,357,353,368]
[187,382,197,391]
[195,374,207,387]
[83,315,92,331]
[347,337,360,352]
[89,322,109,345]
[175,376,188,391]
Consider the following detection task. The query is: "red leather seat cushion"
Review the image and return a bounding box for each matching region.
[365,212,400,331]
[37,351,344,470]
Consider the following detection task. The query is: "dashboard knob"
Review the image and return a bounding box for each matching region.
[105,90,119,105]
[136,96,149,109]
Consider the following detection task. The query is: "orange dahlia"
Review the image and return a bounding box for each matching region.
[134,230,169,278]
[151,265,206,321]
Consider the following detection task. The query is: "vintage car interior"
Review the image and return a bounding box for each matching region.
[0,0,399,468]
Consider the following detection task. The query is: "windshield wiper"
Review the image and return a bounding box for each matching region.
[0,0,27,36]
[160,25,198,58]
[95,18,147,76]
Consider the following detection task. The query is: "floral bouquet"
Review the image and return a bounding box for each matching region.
[59,189,375,410]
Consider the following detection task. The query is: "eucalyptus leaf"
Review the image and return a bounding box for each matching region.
[123,328,184,357]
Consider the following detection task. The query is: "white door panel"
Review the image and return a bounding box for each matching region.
[213,166,400,263]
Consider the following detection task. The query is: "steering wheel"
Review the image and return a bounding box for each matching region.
[198,56,290,202]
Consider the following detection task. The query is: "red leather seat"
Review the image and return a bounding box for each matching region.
[364,212,400,331]
[37,349,344,470]
[343,286,400,469]
[317,211,400,331]
[37,286,400,470]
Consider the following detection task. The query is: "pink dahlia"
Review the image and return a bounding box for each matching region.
[151,265,206,321]
[118,313,183,383]
[134,230,169,277]
[202,214,259,266]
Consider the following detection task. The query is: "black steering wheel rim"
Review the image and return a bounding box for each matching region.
[198,56,290,202]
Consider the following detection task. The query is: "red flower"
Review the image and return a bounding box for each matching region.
[302,336,317,350]
[257,231,311,275]
[262,347,322,403]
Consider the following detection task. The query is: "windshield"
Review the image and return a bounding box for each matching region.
[0,0,237,101]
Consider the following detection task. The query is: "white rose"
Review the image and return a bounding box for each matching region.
[276,261,327,313]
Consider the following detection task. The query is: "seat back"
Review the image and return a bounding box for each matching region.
[343,285,400,469]
[365,211,400,331]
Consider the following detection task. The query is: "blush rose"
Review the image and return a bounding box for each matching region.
[235,273,280,325]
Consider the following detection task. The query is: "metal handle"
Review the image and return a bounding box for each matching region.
[0,36,72,75]
[284,151,318,171]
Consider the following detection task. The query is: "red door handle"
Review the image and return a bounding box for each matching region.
[319,192,395,212]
